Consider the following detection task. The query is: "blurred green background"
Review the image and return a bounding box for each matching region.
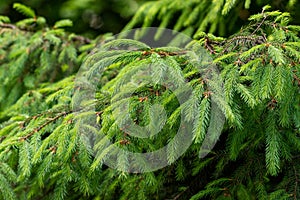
[0,0,148,38]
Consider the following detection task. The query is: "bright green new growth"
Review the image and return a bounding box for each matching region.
[123,0,299,37]
[0,2,299,200]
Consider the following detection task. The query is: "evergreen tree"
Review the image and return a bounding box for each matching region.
[0,1,299,200]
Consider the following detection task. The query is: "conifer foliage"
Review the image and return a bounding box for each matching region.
[0,2,300,200]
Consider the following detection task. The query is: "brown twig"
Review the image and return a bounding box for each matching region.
[173,186,190,200]
[19,111,71,141]
[0,23,17,29]
[251,15,267,35]
[0,23,92,45]
[71,35,91,44]
[141,49,187,58]
[293,74,300,86]
[293,166,298,200]
[221,35,266,55]
[204,37,216,54]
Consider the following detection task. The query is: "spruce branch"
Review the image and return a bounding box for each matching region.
[19,111,72,141]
